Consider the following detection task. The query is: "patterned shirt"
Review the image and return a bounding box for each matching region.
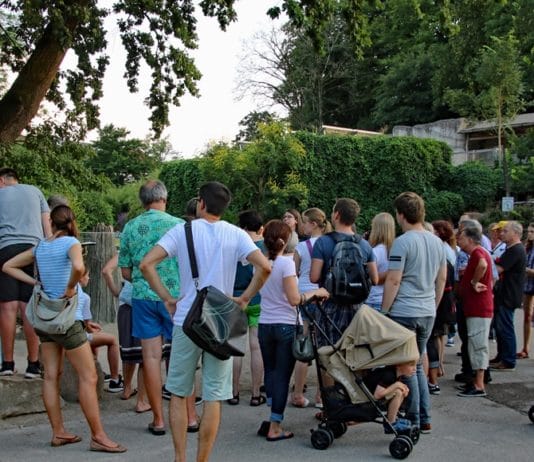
[119,209,183,301]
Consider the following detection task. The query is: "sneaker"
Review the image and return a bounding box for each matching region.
[489,362,515,371]
[107,375,124,393]
[24,361,41,379]
[0,361,15,376]
[420,423,432,434]
[446,338,454,347]
[457,388,487,397]
[162,386,171,400]
[195,396,203,406]
[428,383,441,395]
[384,419,412,435]
[454,372,473,383]
[489,357,500,365]
[456,383,474,392]
[103,373,112,383]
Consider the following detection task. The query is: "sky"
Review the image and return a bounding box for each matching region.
[95,0,285,158]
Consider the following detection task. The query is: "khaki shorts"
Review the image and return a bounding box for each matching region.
[466,317,491,370]
[37,320,88,350]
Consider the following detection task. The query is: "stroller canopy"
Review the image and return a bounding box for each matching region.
[318,304,420,403]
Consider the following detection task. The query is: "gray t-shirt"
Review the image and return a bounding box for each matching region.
[0,184,49,249]
[388,230,446,318]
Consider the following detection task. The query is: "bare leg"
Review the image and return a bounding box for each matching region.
[90,333,120,379]
[19,301,39,362]
[522,294,533,355]
[197,401,221,462]
[122,362,136,398]
[65,342,121,448]
[292,361,308,404]
[187,394,198,427]
[473,369,485,391]
[386,389,405,423]
[135,365,151,412]
[249,326,263,397]
[0,301,17,362]
[169,395,188,462]
[141,337,165,427]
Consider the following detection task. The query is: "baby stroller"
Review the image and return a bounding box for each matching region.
[302,302,420,459]
[529,405,534,423]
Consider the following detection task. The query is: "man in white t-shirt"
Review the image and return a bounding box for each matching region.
[140,182,271,462]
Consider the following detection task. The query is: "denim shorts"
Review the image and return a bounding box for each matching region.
[165,325,232,401]
[131,298,173,340]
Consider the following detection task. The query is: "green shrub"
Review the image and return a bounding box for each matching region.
[424,190,465,223]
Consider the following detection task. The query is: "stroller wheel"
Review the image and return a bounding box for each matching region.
[311,428,333,450]
[410,426,420,445]
[326,421,347,439]
[529,406,534,423]
[389,435,413,460]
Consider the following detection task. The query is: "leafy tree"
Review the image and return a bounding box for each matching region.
[0,0,373,144]
[88,125,165,186]
[234,111,277,142]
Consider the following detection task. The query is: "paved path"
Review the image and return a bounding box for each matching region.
[1,311,533,461]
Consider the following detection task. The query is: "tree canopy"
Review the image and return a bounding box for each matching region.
[0,0,372,144]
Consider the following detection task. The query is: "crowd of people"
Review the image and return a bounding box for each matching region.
[0,166,533,461]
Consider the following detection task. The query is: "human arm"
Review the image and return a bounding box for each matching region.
[282,273,329,306]
[470,254,489,293]
[309,258,323,284]
[293,251,302,276]
[374,381,409,400]
[41,212,52,238]
[139,245,177,316]
[102,254,121,297]
[235,249,272,308]
[121,267,132,282]
[434,263,447,308]
[381,270,402,314]
[2,248,37,286]
[85,320,102,333]
[367,261,379,286]
[63,243,84,298]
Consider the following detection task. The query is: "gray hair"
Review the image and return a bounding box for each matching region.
[507,220,523,236]
[462,221,482,244]
[139,180,167,206]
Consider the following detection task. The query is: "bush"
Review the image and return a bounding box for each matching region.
[424,190,465,223]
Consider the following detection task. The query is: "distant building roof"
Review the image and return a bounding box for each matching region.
[458,113,534,134]
[322,125,382,136]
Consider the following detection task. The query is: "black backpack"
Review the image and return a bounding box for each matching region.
[324,232,371,305]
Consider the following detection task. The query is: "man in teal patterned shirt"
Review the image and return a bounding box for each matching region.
[119,180,183,436]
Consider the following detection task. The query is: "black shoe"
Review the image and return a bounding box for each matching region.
[454,372,473,383]
[195,396,203,405]
[24,361,41,379]
[103,373,112,383]
[107,375,124,393]
[455,383,474,392]
[0,361,15,376]
[457,388,487,397]
[162,386,171,400]
[484,370,492,384]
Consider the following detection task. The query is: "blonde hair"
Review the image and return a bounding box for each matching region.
[302,207,332,234]
[369,212,395,253]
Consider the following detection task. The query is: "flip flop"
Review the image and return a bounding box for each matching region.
[90,438,127,453]
[148,423,166,436]
[257,420,270,437]
[135,406,152,414]
[120,389,138,400]
[516,351,529,359]
[50,435,82,447]
[187,423,200,433]
[227,394,240,405]
[266,431,294,442]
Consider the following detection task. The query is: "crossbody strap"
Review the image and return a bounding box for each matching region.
[305,239,313,257]
[33,241,42,283]
[184,222,200,289]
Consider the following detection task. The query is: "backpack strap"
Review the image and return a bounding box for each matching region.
[184,222,200,290]
[305,239,313,257]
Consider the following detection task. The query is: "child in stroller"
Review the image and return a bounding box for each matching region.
[362,361,415,434]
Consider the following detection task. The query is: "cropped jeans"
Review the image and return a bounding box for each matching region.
[389,315,434,427]
[258,323,297,423]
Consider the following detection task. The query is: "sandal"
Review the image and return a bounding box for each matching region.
[250,395,266,406]
[291,397,310,408]
[51,434,82,447]
[227,394,240,405]
[90,438,127,453]
[516,351,529,359]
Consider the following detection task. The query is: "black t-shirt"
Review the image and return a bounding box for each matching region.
[495,243,527,309]
[362,366,397,394]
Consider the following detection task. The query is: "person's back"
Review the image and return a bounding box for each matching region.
[389,230,445,317]
[0,183,48,248]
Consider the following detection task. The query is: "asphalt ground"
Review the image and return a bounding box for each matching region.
[1,310,533,462]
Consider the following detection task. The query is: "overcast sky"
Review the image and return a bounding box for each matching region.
[95,0,285,158]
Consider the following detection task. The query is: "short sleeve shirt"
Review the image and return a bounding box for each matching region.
[459,246,494,318]
[312,232,375,286]
[388,230,446,318]
[494,243,527,309]
[118,209,183,301]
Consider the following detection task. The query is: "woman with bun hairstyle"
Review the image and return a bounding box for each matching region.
[2,205,126,453]
[257,220,328,442]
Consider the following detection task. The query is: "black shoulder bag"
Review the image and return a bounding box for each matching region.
[182,222,248,360]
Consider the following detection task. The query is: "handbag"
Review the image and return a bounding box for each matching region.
[182,222,248,360]
[25,244,78,335]
[292,305,314,362]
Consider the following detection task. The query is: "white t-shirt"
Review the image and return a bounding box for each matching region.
[295,237,319,292]
[259,255,301,325]
[157,219,258,326]
[366,243,388,306]
[77,288,92,321]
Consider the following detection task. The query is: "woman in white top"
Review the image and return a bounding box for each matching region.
[258,220,328,442]
[292,207,331,408]
[365,212,395,311]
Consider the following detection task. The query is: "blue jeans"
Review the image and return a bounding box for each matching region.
[389,315,434,427]
[494,305,517,367]
[258,323,297,423]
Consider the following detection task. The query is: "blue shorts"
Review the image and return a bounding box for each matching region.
[165,326,232,401]
[131,298,173,340]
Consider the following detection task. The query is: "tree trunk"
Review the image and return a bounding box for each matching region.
[0,5,86,143]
